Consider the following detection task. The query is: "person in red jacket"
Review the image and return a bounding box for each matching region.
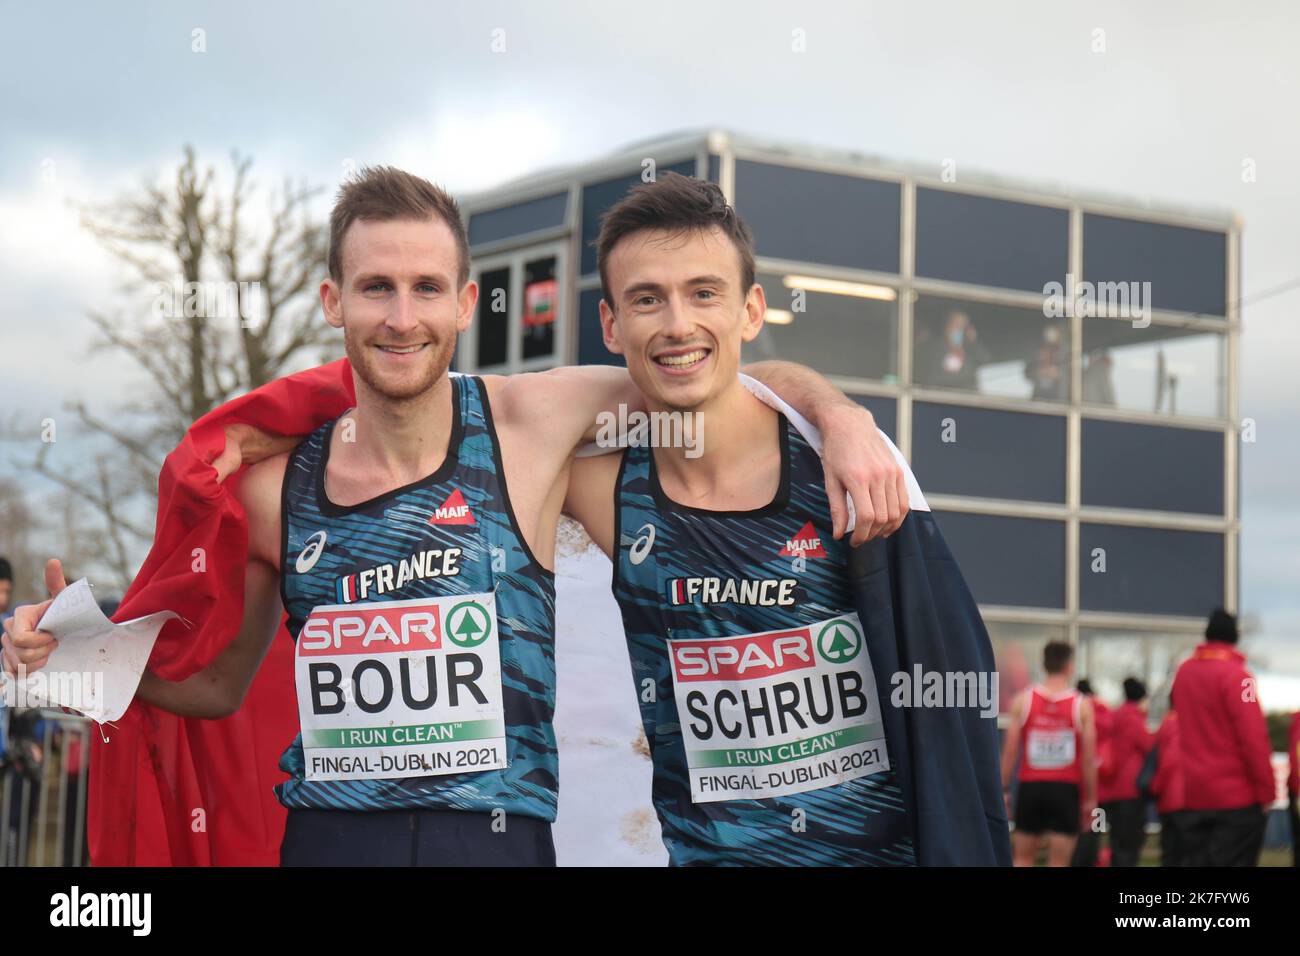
[1287,710,1298,867]
[1170,608,1275,867]
[1001,642,1097,867]
[1099,677,1155,866]
[1150,710,1187,866]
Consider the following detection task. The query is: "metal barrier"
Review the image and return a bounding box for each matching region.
[0,709,91,867]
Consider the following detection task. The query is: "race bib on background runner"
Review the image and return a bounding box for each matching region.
[294,592,506,781]
[668,613,889,803]
[1026,727,1076,769]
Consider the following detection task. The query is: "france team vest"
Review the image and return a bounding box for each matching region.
[1018,687,1083,785]
[612,414,916,866]
[276,375,558,820]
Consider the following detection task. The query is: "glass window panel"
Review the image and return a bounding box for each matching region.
[1079,524,1224,616]
[1079,629,1200,718]
[1081,319,1224,418]
[577,287,623,367]
[912,294,1068,401]
[1081,419,1224,515]
[468,192,567,247]
[912,403,1067,502]
[915,188,1068,293]
[706,153,721,184]
[934,511,1066,608]
[580,161,697,275]
[733,160,900,272]
[1077,630,1148,710]
[475,267,510,369]
[985,621,1069,714]
[521,256,557,360]
[744,272,898,381]
[1083,214,1227,317]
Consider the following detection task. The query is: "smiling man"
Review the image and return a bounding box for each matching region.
[564,173,1009,865]
[3,166,909,866]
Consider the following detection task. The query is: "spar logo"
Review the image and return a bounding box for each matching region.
[671,629,815,682]
[817,618,862,664]
[778,520,825,558]
[299,599,442,656]
[429,488,475,525]
[447,600,491,648]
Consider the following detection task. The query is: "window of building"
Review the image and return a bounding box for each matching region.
[1081,318,1225,418]
[1081,418,1224,515]
[580,161,698,276]
[467,192,568,248]
[985,621,1070,714]
[1078,629,1200,713]
[475,267,510,369]
[934,511,1066,608]
[733,160,900,272]
[576,287,624,367]
[1078,524,1224,616]
[912,403,1067,503]
[912,294,1069,402]
[459,243,566,374]
[1082,214,1228,318]
[915,188,1068,293]
[743,272,898,381]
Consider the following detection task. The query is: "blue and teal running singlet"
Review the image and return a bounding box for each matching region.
[612,414,916,865]
[276,375,558,820]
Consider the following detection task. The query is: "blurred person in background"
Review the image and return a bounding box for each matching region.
[1099,677,1154,867]
[1001,642,1097,867]
[0,557,13,779]
[915,309,991,392]
[1171,608,1274,866]
[2,707,45,866]
[0,557,13,620]
[1070,678,1111,867]
[1149,709,1187,866]
[1288,709,1298,867]
[1024,324,1065,401]
[1082,348,1116,405]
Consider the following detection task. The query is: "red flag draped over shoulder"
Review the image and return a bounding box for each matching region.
[89,359,356,866]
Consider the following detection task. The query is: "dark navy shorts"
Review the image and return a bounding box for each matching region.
[279,807,556,867]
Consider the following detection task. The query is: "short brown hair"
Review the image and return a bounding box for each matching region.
[1043,641,1075,675]
[595,172,756,308]
[328,166,469,286]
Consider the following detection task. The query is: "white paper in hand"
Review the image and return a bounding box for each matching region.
[4,578,178,723]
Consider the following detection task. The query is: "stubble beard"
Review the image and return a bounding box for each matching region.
[344,325,456,405]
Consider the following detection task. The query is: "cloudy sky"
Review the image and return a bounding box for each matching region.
[2,1,1297,685]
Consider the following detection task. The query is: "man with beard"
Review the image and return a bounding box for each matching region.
[4,166,907,865]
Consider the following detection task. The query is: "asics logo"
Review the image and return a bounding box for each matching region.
[629,523,656,565]
[295,531,328,573]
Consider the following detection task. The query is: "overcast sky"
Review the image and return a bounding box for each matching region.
[2,0,1297,686]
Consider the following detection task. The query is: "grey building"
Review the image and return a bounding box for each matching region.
[456,129,1240,712]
